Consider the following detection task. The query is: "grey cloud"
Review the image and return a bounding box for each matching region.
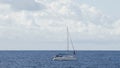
[0,0,45,11]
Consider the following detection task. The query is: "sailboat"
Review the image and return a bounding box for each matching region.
[53,26,77,61]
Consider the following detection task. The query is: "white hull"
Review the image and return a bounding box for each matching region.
[53,56,76,61]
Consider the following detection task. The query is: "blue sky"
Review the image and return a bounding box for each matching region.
[0,0,120,50]
[77,0,120,19]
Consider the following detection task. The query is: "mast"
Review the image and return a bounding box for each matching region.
[67,26,69,52]
[66,26,76,55]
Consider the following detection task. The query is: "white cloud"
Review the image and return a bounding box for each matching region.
[111,20,120,36]
[0,0,119,44]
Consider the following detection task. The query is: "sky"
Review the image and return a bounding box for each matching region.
[0,0,120,50]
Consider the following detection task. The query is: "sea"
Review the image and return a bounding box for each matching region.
[0,51,120,68]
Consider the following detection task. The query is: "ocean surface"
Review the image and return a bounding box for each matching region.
[0,51,120,68]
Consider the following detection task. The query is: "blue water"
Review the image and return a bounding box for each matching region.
[0,51,120,68]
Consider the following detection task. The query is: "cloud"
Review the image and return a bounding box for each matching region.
[0,0,119,43]
[0,0,44,11]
